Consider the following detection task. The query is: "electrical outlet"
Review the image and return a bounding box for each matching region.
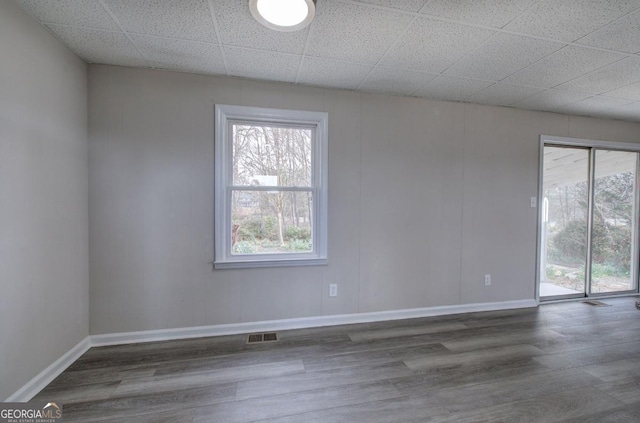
[329,284,338,297]
[484,274,491,286]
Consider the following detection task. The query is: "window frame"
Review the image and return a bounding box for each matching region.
[214,104,328,269]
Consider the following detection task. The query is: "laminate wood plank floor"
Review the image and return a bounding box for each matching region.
[33,296,640,422]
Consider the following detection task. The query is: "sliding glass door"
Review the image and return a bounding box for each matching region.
[540,143,639,300]
[540,146,590,299]
[591,150,638,294]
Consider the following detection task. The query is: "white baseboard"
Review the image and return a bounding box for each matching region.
[90,299,538,347]
[8,298,537,401]
[6,336,91,402]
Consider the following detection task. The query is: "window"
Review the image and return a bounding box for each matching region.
[214,104,328,269]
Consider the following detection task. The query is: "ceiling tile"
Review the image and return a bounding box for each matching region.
[444,33,564,81]
[555,95,635,116]
[359,67,437,95]
[305,1,414,64]
[604,81,640,101]
[420,0,539,29]
[556,56,640,94]
[577,10,640,54]
[131,35,226,76]
[211,0,308,54]
[357,0,428,12]
[415,76,493,101]
[297,57,372,90]
[224,47,300,83]
[466,83,545,106]
[512,89,591,111]
[46,24,148,67]
[381,17,496,73]
[503,45,625,88]
[504,0,640,42]
[15,0,120,31]
[103,0,217,42]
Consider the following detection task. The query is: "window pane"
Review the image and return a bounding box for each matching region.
[232,124,312,187]
[591,150,638,293]
[232,190,313,254]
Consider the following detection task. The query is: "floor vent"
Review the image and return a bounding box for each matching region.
[246,332,279,344]
[582,300,610,307]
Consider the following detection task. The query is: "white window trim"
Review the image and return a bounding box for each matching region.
[214,104,328,269]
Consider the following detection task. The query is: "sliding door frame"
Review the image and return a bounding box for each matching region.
[585,149,596,298]
[536,135,640,303]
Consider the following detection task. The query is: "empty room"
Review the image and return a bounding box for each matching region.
[3,0,640,421]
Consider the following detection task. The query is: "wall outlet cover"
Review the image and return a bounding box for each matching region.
[329,284,338,297]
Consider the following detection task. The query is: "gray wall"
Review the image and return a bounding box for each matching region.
[89,65,640,334]
[0,0,88,400]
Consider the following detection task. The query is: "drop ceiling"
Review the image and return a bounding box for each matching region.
[14,0,640,122]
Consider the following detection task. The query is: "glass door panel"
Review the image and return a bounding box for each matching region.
[590,150,638,293]
[540,146,590,299]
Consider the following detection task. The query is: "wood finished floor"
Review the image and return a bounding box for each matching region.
[34,297,640,422]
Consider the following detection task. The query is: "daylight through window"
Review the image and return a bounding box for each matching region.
[214,105,327,268]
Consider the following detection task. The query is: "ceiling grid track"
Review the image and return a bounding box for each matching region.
[97,0,151,66]
[294,14,316,84]
[355,13,422,91]
[206,0,229,76]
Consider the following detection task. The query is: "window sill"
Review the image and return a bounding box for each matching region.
[214,257,328,270]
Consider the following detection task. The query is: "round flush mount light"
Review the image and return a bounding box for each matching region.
[249,0,316,32]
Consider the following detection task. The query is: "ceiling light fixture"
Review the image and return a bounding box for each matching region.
[249,0,316,32]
